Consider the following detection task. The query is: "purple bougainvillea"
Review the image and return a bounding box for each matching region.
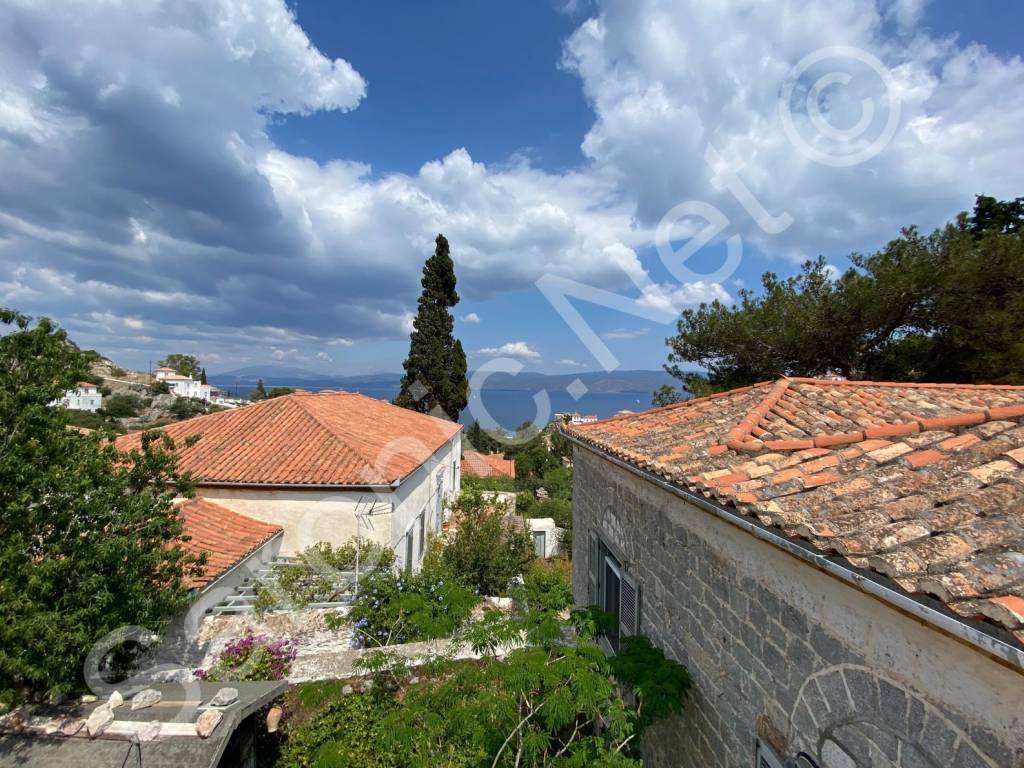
[194,629,297,682]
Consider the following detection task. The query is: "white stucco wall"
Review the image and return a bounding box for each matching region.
[55,386,102,412]
[527,517,561,558]
[389,432,461,571]
[197,486,378,553]
[168,378,212,401]
[198,432,462,568]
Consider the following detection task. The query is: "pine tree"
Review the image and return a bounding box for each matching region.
[395,234,469,420]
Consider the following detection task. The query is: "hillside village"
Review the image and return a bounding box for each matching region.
[2,4,1024,768]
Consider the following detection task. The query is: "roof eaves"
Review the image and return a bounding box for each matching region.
[193,479,401,491]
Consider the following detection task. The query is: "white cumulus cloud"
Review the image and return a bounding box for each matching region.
[479,342,542,361]
[0,0,1020,373]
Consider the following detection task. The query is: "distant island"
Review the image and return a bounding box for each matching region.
[209,366,677,395]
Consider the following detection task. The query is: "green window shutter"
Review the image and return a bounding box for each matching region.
[588,531,599,605]
[619,570,640,638]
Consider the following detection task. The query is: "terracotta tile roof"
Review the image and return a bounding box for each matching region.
[115,391,461,486]
[566,377,1024,645]
[177,497,282,589]
[462,450,516,479]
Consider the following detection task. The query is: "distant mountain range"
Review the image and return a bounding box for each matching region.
[209,366,676,394]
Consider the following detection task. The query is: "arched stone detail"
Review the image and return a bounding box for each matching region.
[787,664,997,768]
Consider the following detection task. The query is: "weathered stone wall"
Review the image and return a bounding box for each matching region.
[571,448,1024,768]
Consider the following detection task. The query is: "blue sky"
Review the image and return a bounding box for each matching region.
[1,0,1022,377]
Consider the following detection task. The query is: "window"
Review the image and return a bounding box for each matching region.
[418,510,426,556]
[435,474,444,529]
[404,530,414,574]
[532,530,546,558]
[588,532,640,653]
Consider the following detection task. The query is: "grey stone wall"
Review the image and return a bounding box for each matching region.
[571,447,1023,768]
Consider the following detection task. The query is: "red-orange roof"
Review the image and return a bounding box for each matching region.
[462,450,516,479]
[567,377,1024,645]
[177,497,282,589]
[115,391,461,486]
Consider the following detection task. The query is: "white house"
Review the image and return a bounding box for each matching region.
[557,412,598,426]
[115,391,462,571]
[527,517,562,558]
[54,382,103,412]
[155,367,213,401]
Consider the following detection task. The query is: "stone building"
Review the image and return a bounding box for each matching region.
[565,377,1024,768]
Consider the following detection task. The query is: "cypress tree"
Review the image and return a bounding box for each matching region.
[395,234,469,420]
[250,378,267,402]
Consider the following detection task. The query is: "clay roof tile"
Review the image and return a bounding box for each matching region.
[115,392,461,487]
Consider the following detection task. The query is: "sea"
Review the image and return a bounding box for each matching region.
[216,383,651,430]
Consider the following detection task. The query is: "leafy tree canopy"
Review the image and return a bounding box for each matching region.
[101,392,144,418]
[158,353,200,379]
[266,386,295,399]
[395,234,470,421]
[666,195,1024,393]
[441,491,534,596]
[0,308,203,701]
[277,596,690,768]
[651,384,683,407]
[168,396,207,420]
[465,420,503,454]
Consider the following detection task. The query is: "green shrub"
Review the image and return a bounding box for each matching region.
[610,636,692,731]
[276,619,689,768]
[460,473,517,493]
[515,558,573,615]
[255,539,396,613]
[149,380,171,395]
[64,410,123,433]
[101,392,143,417]
[375,644,644,766]
[277,692,397,768]
[346,562,478,646]
[440,490,533,596]
[277,539,396,606]
[168,397,206,420]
